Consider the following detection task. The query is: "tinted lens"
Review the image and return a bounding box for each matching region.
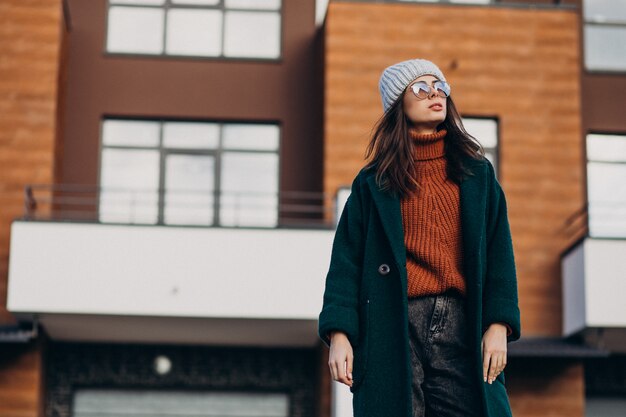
[410,81,450,99]
[434,81,451,97]
[411,82,431,99]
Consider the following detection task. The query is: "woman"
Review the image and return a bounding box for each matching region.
[318,58,521,417]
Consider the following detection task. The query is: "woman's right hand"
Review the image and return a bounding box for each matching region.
[328,331,354,387]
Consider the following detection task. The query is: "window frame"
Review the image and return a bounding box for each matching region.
[104,0,284,61]
[98,117,282,228]
[584,131,626,238]
[582,0,626,73]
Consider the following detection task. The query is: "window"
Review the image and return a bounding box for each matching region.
[106,0,282,59]
[72,389,289,417]
[586,133,626,237]
[462,118,499,176]
[583,0,626,72]
[99,119,280,227]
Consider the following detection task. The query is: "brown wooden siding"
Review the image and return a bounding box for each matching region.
[0,0,63,415]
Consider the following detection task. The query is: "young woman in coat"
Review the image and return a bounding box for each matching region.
[318,58,521,417]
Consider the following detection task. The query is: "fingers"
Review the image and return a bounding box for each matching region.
[328,352,353,387]
[483,351,507,384]
[482,340,507,384]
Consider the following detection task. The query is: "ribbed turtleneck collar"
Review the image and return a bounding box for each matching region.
[409,127,447,161]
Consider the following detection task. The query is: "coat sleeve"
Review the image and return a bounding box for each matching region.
[318,172,365,349]
[482,161,521,343]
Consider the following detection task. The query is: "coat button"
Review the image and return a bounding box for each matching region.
[378,263,391,275]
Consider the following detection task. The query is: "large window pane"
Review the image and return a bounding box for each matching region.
[164,154,215,226]
[107,6,165,54]
[587,133,626,162]
[584,0,626,23]
[165,9,223,56]
[587,163,626,237]
[100,119,280,228]
[225,0,281,10]
[462,118,498,175]
[163,122,220,149]
[223,11,281,58]
[99,148,160,224]
[222,124,279,151]
[584,25,626,71]
[462,118,497,149]
[102,120,160,147]
[73,389,289,417]
[172,0,220,5]
[586,134,626,237]
[110,0,165,5]
[220,152,278,227]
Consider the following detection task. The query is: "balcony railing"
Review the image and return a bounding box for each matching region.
[22,184,341,229]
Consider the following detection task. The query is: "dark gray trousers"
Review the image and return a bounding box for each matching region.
[408,290,483,417]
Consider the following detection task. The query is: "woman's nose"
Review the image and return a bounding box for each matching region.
[428,85,438,98]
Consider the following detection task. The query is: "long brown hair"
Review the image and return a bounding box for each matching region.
[364,92,486,199]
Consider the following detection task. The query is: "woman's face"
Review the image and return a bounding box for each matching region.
[402,74,447,133]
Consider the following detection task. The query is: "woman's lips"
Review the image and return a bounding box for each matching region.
[429,104,443,111]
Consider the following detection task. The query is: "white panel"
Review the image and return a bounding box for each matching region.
[164,154,215,226]
[587,162,626,237]
[73,389,289,417]
[585,239,626,327]
[222,124,279,150]
[102,119,160,147]
[331,381,353,417]
[99,149,160,224]
[561,240,587,336]
[315,0,329,26]
[584,25,626,71]
[220,152,278,227]
[7,222,333,320]
[163,122,220,149]
[166,9,222,56]
[587,133,626,162]
[172,0,220,4]
[462,118,498,148]
[225,0,281,10]
[110,0,165,5]
[223,11,280,58]
[584,0,626,23]
[107,6,165,54]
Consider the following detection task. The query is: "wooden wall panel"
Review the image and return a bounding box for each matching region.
[324,1,583,339]
[0,0,62,415]
[508,360,585,417]
[0,342,45,417]
[0,0,63,322]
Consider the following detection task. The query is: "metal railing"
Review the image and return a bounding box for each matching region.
[22,184,340,229]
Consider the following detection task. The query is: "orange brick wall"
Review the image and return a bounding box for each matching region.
[324,0,583,339]
[0,0,64,415]
[0,0,63,322]
[507,360,585,416]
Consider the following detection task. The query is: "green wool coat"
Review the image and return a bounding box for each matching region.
[318,155,521,417]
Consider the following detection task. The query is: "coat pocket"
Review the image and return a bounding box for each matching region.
[350,299,370,392]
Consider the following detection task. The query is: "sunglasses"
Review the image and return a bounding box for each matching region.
[408,80,451,100]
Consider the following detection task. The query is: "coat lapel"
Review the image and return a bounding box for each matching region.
[366,175,406,271]
[366,159,488,283]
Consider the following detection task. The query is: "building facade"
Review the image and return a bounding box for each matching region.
[1,0,625,416]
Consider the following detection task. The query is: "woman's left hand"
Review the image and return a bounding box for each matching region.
[481,323,508,384]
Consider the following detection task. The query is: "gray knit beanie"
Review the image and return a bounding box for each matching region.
[379,58,447,113]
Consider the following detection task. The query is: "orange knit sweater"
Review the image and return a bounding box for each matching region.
[401,127,466,299]
[401,127,512,336]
